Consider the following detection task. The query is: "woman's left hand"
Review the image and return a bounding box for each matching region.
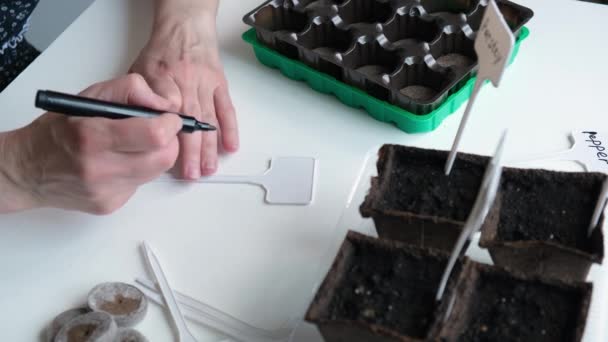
[130,0,238,179]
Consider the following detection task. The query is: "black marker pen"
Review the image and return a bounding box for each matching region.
[35,90,216,133]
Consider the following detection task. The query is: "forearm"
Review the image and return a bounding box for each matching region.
[0,130,37,213]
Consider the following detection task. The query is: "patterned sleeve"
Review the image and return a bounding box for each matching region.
[0,0,40,48]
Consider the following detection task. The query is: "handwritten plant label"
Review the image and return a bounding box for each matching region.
[581,131,608,172]
[475,0,515,87]
[577,131,608,235]
[444,0,515,174]
[514,131,608,173]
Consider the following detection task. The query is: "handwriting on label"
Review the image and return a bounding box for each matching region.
[473,0,514,87]
[480,19,504,65]
[584,131,608,165]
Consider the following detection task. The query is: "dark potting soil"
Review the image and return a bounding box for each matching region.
[459,270,586,341]
[368,145,488,222]
[496,168,605,254]
[326,237,448,338]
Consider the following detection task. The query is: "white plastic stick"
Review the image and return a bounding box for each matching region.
[589,178,608,236]
[436,131,507,301]
[135,278,294,342]
[186,175,263,185]
[444,79,483,175]
[141,242,198,342]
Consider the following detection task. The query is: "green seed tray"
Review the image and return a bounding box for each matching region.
[242,26,530,133]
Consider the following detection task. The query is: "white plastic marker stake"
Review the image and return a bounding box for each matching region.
[134,277,295,342]
[157,157,317,205]
[436,131,507,301]
[141,242,198,342]
[589,178,608,236]
[511,130,608,173]
[444,0,515,175]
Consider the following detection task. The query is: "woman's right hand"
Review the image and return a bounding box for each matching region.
[0,74,182,215]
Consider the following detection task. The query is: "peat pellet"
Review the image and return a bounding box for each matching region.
[54,311,117,342]
[46,307,91,342]
[115,329,149,342]
[87,283,147,328]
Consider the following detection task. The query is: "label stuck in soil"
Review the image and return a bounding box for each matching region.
[443,0,514,175]
[475,0,515,86]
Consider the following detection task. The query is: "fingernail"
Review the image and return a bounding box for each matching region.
[202,160,217,175]
[185,163,200,180]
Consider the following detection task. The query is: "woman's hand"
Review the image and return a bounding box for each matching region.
[130,0,238,180]
[0,74,182,214]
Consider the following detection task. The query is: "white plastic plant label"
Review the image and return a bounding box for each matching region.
[155,157,317,205]
[513,130,608,173]
[573,131,608,173]
[475,0,516,86]
[444,0,515,174]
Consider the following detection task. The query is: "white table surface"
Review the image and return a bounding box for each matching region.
[0,0,606,341]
